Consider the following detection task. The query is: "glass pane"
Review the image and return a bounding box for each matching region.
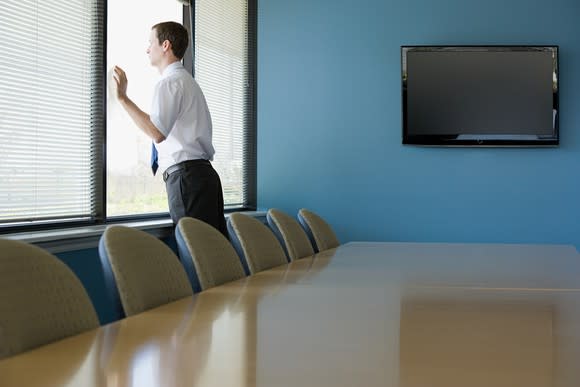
[106,3,181,217]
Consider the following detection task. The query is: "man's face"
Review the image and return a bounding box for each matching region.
[147,29,163,67]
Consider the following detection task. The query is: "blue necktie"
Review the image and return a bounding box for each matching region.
[151,143,159,175]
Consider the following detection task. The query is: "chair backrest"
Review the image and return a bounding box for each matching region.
[297,208,340,253]
[175,217,246,292]
[98,225,193,318]
[0,239,99,360]
[227,212,288,274]
[267,208,314,261]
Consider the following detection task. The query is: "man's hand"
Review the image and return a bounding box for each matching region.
[110,65,166,143]
[112,66,128,102]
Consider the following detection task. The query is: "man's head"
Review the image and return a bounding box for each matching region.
[148,21,189,66]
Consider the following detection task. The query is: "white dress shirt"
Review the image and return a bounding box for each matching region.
[150,61,214,173]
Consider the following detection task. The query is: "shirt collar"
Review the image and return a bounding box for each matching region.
[161,61,184,78]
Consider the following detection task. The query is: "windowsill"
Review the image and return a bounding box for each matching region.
[3,211,266,254]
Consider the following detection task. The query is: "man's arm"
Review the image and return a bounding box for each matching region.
[112,66,166,143]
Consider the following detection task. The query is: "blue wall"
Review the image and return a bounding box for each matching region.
[258,0,580,248]
[57,248,116,325]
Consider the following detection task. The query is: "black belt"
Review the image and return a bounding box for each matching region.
[163,159,210,182]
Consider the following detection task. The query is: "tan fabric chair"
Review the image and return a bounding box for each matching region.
[267,208,314,261]
[98,225,192,317]
[297,208,340,252]
[227,212,288,274]
[175,217,246,291]
[0,239,99,360]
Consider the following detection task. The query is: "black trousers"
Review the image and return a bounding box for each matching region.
[164,160,227,237]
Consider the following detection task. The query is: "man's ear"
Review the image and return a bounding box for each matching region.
[161,39,172,53]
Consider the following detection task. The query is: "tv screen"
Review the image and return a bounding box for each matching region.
[401,46,559,146]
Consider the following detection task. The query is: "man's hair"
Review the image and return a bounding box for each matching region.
[152,21,189,60]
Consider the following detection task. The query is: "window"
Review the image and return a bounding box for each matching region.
[0,0,256,231]
[0,0,104,226]
[106,3,181,217]
[194,0,256,209]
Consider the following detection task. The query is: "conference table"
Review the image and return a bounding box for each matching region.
[1,241,579,387]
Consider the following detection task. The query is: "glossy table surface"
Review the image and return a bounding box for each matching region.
[1,242,579,387]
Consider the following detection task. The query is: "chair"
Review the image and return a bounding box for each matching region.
[267,208,314,261]
[0,239,99,360]
[175,217,246,292]
[297,208,340,253]
[227,212,288,275]
[98,225,192,318]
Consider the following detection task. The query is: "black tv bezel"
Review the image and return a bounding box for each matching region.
[401,45,559,147]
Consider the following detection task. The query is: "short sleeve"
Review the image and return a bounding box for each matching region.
[150,79,182,137]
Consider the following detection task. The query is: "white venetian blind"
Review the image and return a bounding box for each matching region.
[194,0,256,208]
[0,0,104,225]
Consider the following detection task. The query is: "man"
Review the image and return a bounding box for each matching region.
[113,21,227,236]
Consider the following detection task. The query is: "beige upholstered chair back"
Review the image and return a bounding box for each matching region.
[227,212,288,274]
[0,239,99,360]
[297,208,340,252]
[176,217,245,291]
[267,208,314,261]
[99,226,192,317]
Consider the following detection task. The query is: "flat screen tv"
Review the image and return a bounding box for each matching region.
[401,46,559,146]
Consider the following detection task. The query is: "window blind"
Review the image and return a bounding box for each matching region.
[194,0,256,209]
[0,0,104,225]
